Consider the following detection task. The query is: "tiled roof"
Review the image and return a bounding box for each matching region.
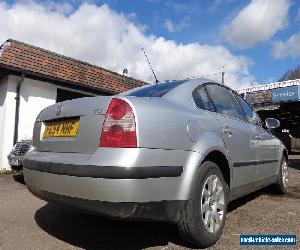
[0,39,146,94]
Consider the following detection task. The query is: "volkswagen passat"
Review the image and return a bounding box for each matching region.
[23,79,288,247]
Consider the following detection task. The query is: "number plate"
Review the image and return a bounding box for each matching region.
[43,119,80,138]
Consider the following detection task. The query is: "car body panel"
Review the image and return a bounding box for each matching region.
[34,96,111,153]
[24,148,202,202]
[216,113,258,189]
[24,168,183,202]
[254,126,279,184]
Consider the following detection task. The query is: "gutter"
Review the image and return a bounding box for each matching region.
[13,73,25,145]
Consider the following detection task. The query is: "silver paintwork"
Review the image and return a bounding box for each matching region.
[24,78,287,210]
[23,148,194,202]
[201,174,225,234]
[33,96,111,153]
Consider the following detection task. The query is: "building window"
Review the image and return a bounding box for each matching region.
[56,88,92,103]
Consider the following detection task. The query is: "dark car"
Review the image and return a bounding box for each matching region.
[8,140,32,172]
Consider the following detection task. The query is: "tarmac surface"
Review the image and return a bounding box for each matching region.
[0,156,299,250]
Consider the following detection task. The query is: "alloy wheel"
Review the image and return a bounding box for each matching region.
[201,175,225,234]
[282,160,288,188]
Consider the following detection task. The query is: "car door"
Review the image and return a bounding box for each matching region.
[253,119,279,187]
[205,84,257,197]
[233,94,279,188]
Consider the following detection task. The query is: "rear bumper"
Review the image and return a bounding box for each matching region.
[23,148,198,202]
[27,184,186,223]
[23,148,201,221]
[23,167,184,202]
[23,159,183,179]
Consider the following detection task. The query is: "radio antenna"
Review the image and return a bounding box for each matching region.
[141,47,159,84]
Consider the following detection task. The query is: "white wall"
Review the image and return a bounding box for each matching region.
[0,75,17,170]
[0,75,57,170]
[18,77,57,141]
[0,74,96,170]
[0,76,8,169]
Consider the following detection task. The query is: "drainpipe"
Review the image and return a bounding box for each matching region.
[13,73,25,145]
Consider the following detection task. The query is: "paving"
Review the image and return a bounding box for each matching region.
[0,156,299,250]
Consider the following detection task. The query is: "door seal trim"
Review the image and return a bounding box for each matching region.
[233,159,278,168]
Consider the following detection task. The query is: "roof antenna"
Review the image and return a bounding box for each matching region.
[141,47,159,84]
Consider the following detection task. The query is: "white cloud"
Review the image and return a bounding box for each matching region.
[45,1,74,15]
[165,19,175,32]
[0,1,254,88]
[164,18,189,33]
[222,0,290,49]
[272,32,300,59]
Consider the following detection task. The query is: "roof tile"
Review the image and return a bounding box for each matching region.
[0,39,146,93]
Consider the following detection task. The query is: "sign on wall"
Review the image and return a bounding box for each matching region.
[246,90,272,104]
[272,86,299,103]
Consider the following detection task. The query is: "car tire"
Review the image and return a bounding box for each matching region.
[274,156,288,194]
[177,161,229,248]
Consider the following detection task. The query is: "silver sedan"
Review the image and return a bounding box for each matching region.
[23,78,288,247]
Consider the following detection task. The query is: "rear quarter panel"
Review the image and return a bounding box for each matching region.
[126,96,227,153]
[126,96,231,198]
[127,97,193,150]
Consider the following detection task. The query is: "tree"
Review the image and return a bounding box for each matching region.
[279,66,300,81]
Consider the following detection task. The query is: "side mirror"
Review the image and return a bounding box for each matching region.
[265,118,280,129]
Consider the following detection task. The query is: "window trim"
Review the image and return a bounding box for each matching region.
[204,82,247,122]
[231,90,263,128]
[192,82,265,128]
[192,85,215,112]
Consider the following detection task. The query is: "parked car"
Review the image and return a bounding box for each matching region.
[23,79,288,248]
[8,139,32,172]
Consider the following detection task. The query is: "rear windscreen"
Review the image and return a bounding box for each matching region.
[125,80,186,97]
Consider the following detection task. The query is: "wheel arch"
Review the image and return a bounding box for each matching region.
[200,150,231,188]
[282,148,288,161]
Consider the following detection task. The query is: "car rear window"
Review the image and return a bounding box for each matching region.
[124,80,186,97]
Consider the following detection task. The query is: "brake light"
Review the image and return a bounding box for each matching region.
[100,98,137,148]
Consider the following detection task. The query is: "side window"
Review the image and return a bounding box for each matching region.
[193,86,213,111]
[233,93,262,126]
[206,84,245,120]
[233,93,255,122]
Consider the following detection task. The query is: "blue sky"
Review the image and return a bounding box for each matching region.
[1,0,300,88]
[97,0,300,83]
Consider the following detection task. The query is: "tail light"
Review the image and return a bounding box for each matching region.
[100,98,137,148]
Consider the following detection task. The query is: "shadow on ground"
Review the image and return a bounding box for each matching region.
[34,158,300,250]
[288,159,300,170]
[12,173,25,184]
[35,203,190,250]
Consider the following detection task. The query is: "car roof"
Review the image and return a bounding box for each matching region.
[121,77,227,100]
[164,78,223,95]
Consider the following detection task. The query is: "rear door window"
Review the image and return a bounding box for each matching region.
[206,84,245,120]
[193,86,213,111]
[233,93,262,126]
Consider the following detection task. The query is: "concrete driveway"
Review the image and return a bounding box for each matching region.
[0,156,299,250]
